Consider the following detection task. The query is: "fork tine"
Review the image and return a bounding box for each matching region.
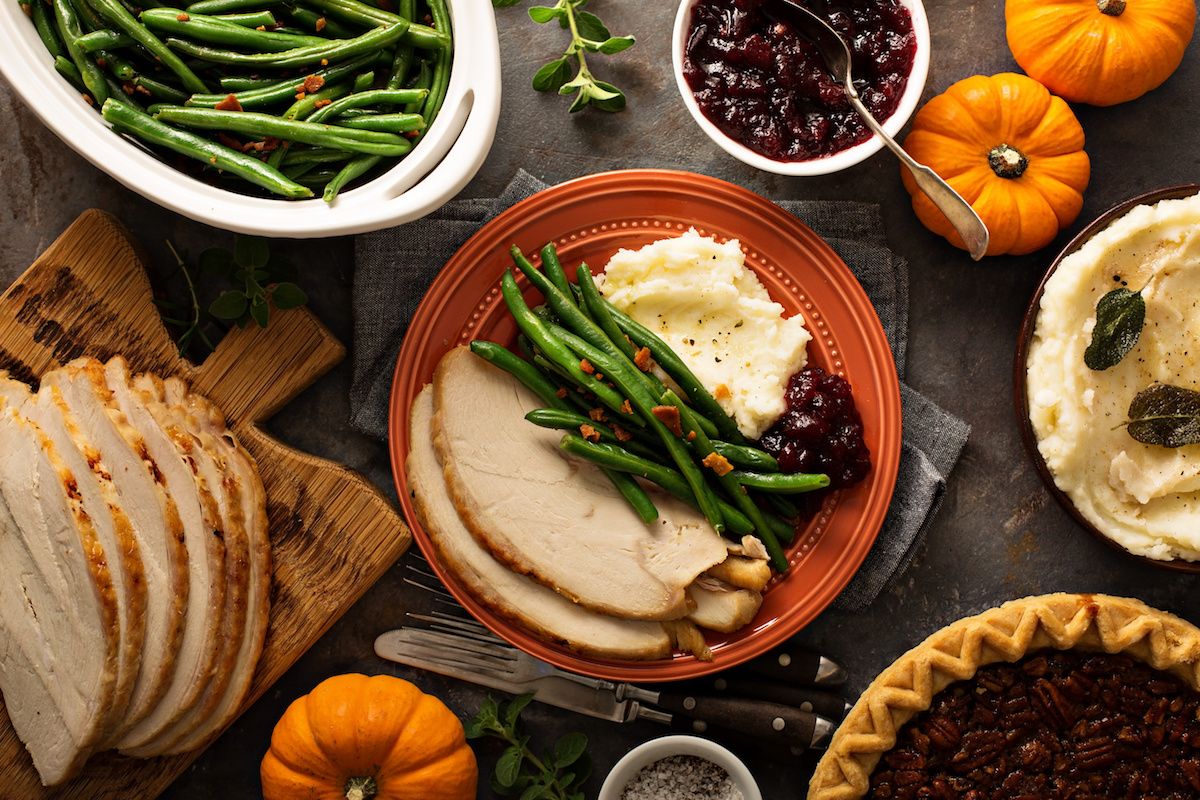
[394,644,538,686]
[396,629,518,665]
[391,634,520,673]
[402,575,456,600]
[409,613,509,645]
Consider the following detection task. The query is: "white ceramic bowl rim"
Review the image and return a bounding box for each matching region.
[672,0,931,177]
[0,0,502,237]
[598,735,763,800]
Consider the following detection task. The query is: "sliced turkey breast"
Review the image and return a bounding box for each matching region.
[0,394,119,784]
[43,358,190,740]
[707,555,772,593]
[409,388,671,660]
[156,377,269,755]
[432,347,727,621]
[686,578,762,633]
[121,372,250,758]
[103,358,227,753]
[24,382,147,738]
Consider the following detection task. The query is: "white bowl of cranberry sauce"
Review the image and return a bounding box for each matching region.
[673,0,930,176]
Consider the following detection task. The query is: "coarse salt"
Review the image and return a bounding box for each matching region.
[619,754,745,800]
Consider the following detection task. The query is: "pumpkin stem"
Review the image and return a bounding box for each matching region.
[1097,0,1126,15]
[988,144,1029,179]
[344,776,378,800]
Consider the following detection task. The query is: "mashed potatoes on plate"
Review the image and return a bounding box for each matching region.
[1026,196,1200,560]
[598,229,811,440]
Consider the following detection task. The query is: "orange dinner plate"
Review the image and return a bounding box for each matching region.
[388,170,902,681]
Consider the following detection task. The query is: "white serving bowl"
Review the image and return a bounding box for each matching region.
[0,0,501,237]
[598,735,762,800]
[672,0,930,176]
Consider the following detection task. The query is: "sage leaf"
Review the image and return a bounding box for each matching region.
[1126,384,1200,448]
[1084,287,1145,371]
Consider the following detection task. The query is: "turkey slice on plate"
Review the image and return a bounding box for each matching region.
[156,376,269,755]
[103,357,227,754]
[43,358,190,739]
[0,385,119,785]
[118,372,250,758]
[431,347,727,621]
[686,577,762,634]
[409,387,671,660]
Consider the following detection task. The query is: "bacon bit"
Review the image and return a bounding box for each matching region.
[19,2,31,17]
[315,15,327,30]
[634,347,652,372]
[588,408,606,422]
[134,84,152,96]
[320,58,329,66]
[702,452,734,477]
[423,12,432,23]
[175,11,189,20]
[304,74,325,93]
[594,373,604,382]
[82,93,94,105]
[214,93,243,112]
[714,383,732,401]
[255,24,266,30]
[404,130,420,139]
[313,98,332,108]
[96,57,108,68]
[294,91,306,101]
[612,425,633,442]
[579,424,601,443]
[579,359,595,375]
[554,387,569,399]
[122,82,136,96]
[621,399,633,415]
[215,132,243,149]
[376,0,393,9]
[209,155,218,165]
[687,431,697,442]
[652,405,683,437]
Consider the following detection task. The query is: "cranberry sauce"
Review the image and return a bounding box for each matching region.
[760,366,871,489]
[683,0,916,162]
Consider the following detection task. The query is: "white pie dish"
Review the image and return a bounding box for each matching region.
[0,0,501,238]
[671,0,930,177]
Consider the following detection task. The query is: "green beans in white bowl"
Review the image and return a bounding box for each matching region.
[3,0,500,237]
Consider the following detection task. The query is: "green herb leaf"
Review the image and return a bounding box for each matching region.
[495,746,524,788]
[234,235,270,270]
[503,693,535,728]
[532,57,572,92]
[574,9,609,40]
[527,4,560,23]
[271,282,308,310]
[519,785,550,800]
[587,80,625,112]
[553,732,587,767]
[597,35,635,54]
[249,295,270,328]
[492,0,523,6]
[210,290,248,321]
[1126,383,1200,448]
[1084,287,1145,371]
[198,247,235,278]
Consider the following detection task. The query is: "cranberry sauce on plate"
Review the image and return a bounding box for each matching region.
[683,0,916,162]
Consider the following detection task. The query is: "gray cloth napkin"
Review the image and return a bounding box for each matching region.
[351,170,969,611]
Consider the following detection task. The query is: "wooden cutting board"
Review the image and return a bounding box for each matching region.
[0,210,411,798]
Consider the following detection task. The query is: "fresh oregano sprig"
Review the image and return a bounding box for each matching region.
[466,694,591,799]
[493,0,635,113]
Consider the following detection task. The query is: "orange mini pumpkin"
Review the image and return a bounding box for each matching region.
[260,674,477,800]
[1006,0,1196,106]
[901,73,1091,257]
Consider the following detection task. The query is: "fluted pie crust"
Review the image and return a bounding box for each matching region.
[809,593,1200,799]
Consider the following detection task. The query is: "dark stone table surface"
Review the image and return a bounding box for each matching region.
[3,2,1199,798]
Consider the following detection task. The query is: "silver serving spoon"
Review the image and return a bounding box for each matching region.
[765,0,990,261]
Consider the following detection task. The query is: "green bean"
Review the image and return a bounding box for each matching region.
[134,74,189,102]
[96,48,136,80]
[31,0,66,59]
[470,342,656,519]
[321,153,376,201]
[305,86,426,122]
[186,0,278,13]
[402,57,430,113]
[53,55,86,90]
[352,68,374,91]
[102,98,313,197]
[606,300,748,445]
[333,112,423,133]
[575,258,635,357]
[727,471,830,494]
[286,4,355,37]
[214,9,275,25]
[711,441,779,472]
[166,20,407,68]
[217,75,278,90]
[384,0,414,88]
[74,28,135,52]
[539,310,726,534]
[499,271,640,425]
[101,71,139,109]
[53,0,108,103]
[87,0,210,92]
[280,146,350,165]
[559,435,754,536]
[185,52,371,106]
[300,0,448,50]
[420,0,450,129]
[524,409,663,463]
[68,0,107,35]
[662,389,786,570]
[538,243,574,302]
[154,105,413,155]
[266,80,350,168]
[142,8,325,50]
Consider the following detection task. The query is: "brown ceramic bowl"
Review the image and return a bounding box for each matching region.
[1013,184,1200,573]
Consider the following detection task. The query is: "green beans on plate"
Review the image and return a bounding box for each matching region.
[23,0,454,202]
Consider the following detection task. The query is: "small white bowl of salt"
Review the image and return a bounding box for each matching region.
[599,735,762,800]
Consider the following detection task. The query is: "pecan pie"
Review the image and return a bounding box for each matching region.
[809,594,1200,799]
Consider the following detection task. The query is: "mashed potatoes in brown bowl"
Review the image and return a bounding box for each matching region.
[1018,186,1200,566]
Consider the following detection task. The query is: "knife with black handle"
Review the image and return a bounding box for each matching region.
[673,674,851,720]
[646,689,835,752]
[741,646,847,686]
